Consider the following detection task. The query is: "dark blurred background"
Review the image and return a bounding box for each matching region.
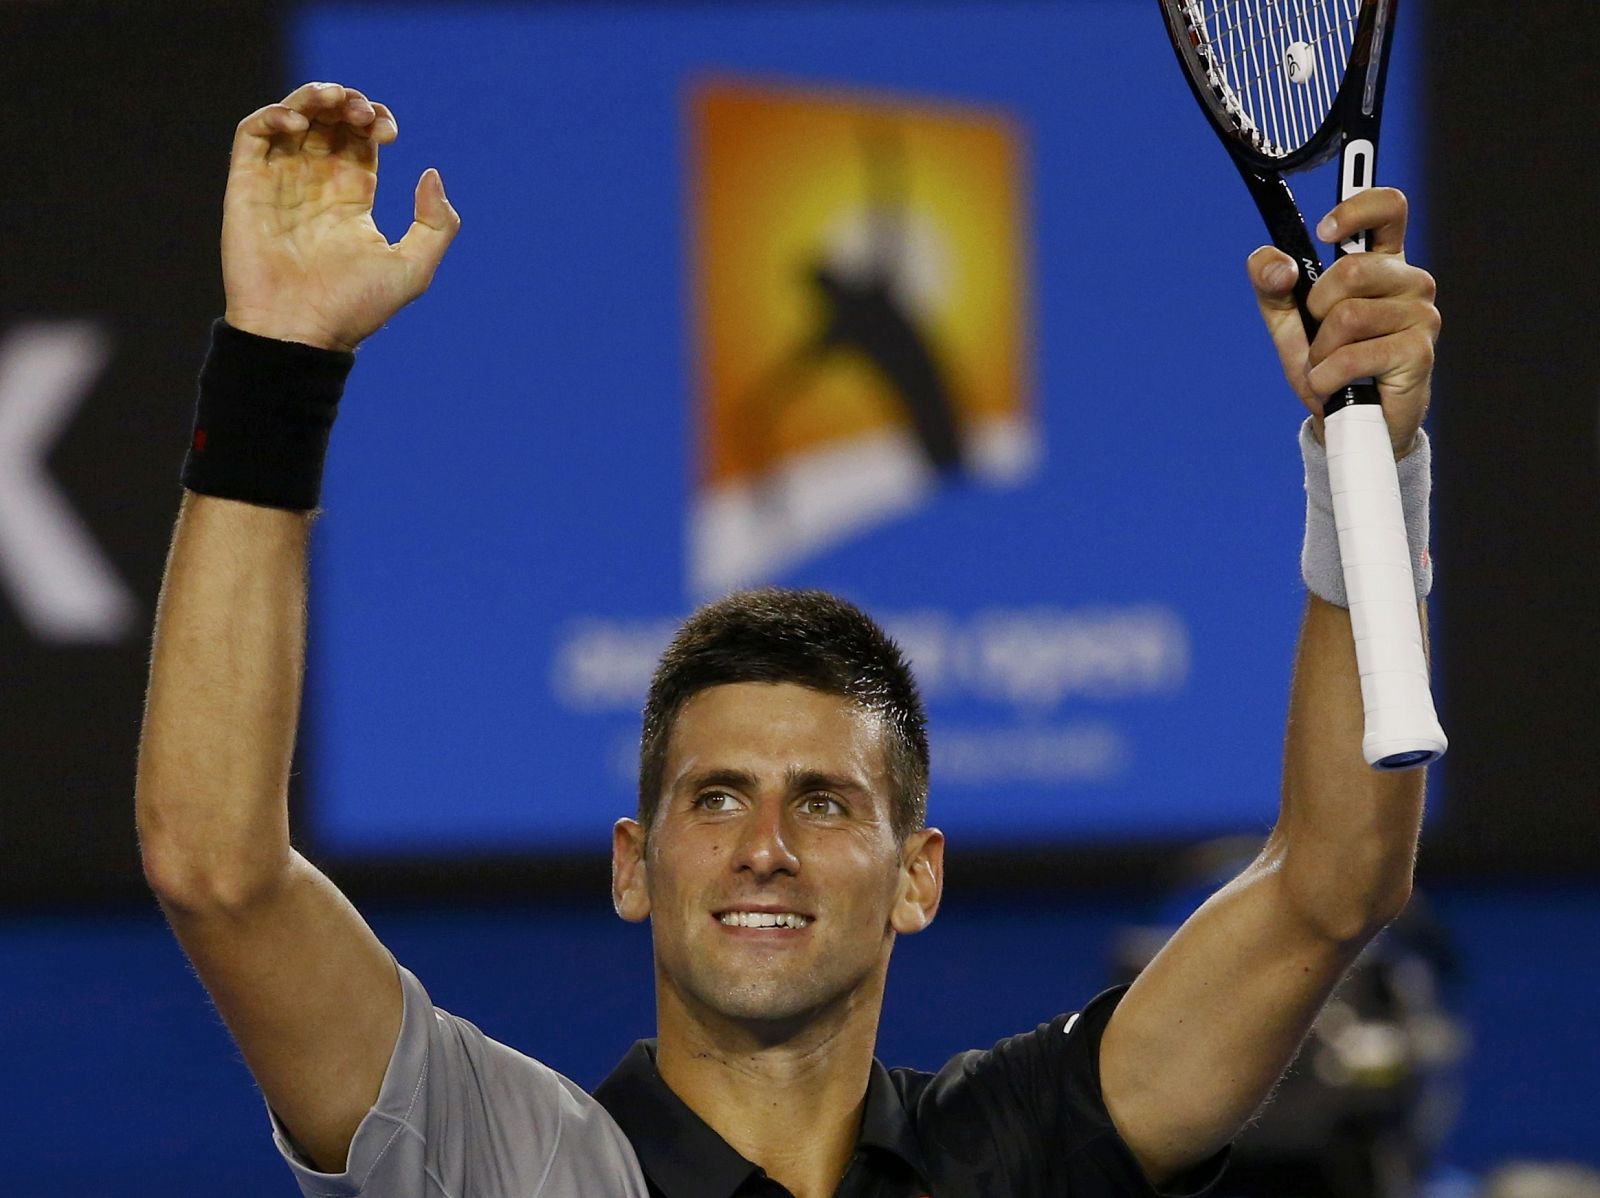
[2,0,1596,1191]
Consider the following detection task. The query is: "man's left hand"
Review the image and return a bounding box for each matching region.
[1247,186,1439,459]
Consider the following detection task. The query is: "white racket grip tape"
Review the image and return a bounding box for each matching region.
[1325,404,1447,769]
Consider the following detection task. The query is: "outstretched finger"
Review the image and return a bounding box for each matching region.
[395,169,462,295]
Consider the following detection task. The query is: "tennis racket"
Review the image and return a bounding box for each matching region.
[1158,0,1445,770]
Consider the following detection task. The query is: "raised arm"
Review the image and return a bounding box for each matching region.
[135,82,458,1173]
[1098,187,1438,1186]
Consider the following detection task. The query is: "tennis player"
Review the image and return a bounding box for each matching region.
[137,83,1441,1197]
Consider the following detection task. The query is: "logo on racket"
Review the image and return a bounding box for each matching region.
[685,79,1038,597]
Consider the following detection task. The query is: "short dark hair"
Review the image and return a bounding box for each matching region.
[638,588,929,842]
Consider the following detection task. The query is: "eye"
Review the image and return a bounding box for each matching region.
[801,793,845,817]
[693,790,739,813]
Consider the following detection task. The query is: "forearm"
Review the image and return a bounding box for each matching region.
[1267,593,1427,942]
[1104,189,1439,1183]
[136,491,312,905]
[1104,596,1429,1180]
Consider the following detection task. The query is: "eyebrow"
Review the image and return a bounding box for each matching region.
[679,766,870,795]
[786,767,869,796]
[682,767,760,794]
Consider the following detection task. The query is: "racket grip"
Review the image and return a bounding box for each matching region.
[1324,404,1447,770]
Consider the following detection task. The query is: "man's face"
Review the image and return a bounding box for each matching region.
[613,682,942,1032]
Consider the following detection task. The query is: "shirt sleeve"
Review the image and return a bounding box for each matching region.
[265,958,648,1198]
[910,985,1229,1197]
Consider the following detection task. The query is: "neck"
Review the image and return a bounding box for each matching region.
[655,977,886,1198]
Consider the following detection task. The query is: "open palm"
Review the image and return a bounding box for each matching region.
[221,82,459,352]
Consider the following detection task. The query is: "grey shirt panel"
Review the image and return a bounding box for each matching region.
[266,959,648,1198]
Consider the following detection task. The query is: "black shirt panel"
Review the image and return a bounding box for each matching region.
[594,1041,760,1198]
[857,1057,929,1176]
[889,985,1227,1197]
[594,985,1227,1198]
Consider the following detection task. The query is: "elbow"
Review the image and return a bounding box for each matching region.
[140,848,216,915]
[143,854,289,918]
[1312,876,1413,946]
[138,813,289,916]
[1370,867,1416,927]
[141,848,229,915]
[136,796,201,909]
[1268,840,1415,947]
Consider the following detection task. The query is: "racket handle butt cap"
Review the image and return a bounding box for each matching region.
[1365,732,1447,771]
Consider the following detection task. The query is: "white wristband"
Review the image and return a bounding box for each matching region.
[1301,416,1433,607]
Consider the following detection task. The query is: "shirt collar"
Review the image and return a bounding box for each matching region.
[857,1057,927,1177]
[595,1040,760,1198]
[593,1040,926,1198]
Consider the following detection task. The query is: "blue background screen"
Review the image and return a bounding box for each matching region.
[295,1,1423,856]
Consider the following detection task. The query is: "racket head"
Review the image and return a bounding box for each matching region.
[1158,0,1394,175]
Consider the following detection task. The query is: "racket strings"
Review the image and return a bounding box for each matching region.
[1216,0,1344,143]
[1186,0,1361,156]
[1214,0,1352,148]
[1213,0,1343,140]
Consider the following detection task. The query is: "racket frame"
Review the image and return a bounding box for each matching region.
[1158,0,1446,770]
[1161,0,1395,397]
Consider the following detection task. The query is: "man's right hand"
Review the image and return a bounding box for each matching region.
[221,81,460,351]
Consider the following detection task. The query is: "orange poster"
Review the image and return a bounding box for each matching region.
[687,78,1037,596]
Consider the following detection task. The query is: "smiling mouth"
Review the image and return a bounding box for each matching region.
[715,911,813,930]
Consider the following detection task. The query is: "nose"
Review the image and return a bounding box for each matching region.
[732,799,800,881]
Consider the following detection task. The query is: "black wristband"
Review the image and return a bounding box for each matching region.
[180,319,356,511]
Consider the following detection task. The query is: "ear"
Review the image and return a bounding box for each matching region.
[612,817,652,923]
[890,827,944,935]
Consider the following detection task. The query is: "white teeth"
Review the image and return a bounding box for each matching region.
[718,911,810,929]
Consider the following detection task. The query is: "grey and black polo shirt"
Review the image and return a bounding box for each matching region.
[267,960,649,1196]
[593,986,1229,1198]
[267,962,1225,1197]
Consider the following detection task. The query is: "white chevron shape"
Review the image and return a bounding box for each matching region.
[0,321,137,642]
